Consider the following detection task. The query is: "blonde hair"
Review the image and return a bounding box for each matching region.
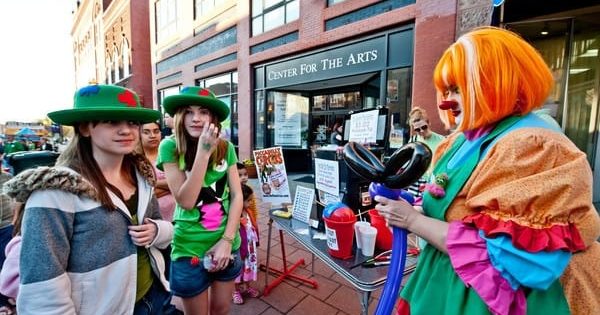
[408,107,430,126]
[433,27,553,131]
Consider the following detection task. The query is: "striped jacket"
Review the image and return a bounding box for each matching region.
[4,161,173,315]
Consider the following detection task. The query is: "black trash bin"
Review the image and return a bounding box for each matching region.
[7,151,60,175]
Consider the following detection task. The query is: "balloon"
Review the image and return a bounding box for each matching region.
[374,227,408,315]
[340,142,432,315]
[383,142,432,189]
[368,182,414,205]
[342,142,385,181]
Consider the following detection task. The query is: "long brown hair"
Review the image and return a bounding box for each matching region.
[173,106,228,171]
[56,123,138,210]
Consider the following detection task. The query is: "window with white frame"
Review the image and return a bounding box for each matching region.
[113,46,120,83]
[106,56,113,84]
[156,0,178,42]
[195,0,216,19]
[251,0,299,36]
[121,39,130,78]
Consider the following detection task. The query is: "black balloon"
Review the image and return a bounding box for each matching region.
[342,141,431,189]
[342,142,385,181]
[383,142,432,189]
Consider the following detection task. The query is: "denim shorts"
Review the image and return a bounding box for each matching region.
[169,250,242,298]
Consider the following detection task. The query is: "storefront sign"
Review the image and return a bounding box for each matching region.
[265,36,386,88]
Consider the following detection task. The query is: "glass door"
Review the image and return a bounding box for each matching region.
[507,15,600,202]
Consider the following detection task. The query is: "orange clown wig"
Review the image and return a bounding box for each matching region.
[433,27,554,131]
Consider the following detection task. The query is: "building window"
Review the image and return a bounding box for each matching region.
[113,46,120,83]
[156,0,178,42]
[196,72,239,145]
[386,67,412,148]
[195,0,216,19]
[327,0,347,5]
[252,0,299,36]
[121,39,130,78]
[106,62,112,84]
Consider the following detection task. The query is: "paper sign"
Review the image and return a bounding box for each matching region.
[325,226,339,250]
[314,158,339,196]
[349,109,379,143]
[291,185,314,224]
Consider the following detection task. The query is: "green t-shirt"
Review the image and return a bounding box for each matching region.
[157,137,241,259]
[416,131,445,176]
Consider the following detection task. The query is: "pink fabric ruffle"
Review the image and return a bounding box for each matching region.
[447,221,526,315]
[0,236,22,299]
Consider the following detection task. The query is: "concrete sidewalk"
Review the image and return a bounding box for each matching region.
[230,175,393,315]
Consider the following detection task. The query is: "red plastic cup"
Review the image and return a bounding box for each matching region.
[368,209,393,251]
[323,216,356,259]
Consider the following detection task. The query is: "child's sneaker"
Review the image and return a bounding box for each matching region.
[232,290,244,305]
[244,286,261,298]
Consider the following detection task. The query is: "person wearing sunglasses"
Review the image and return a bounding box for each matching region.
[408,107,445,183]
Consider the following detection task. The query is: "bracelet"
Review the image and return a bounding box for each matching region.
[221,234,234,244]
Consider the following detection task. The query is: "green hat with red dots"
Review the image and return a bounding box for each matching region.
[48,84,160,126]
[162,86,230,122]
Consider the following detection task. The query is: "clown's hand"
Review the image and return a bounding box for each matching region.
[374,195,421,230]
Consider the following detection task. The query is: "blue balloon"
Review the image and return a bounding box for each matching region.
[369,182,415,205]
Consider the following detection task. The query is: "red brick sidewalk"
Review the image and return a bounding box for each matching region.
[231,179,390,314]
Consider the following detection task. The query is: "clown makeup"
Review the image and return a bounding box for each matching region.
[442,86,463,125]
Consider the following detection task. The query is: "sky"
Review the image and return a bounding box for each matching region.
[0,0,75,124]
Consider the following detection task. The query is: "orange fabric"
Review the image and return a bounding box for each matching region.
[434,127,600,312]
[560,242,600,315]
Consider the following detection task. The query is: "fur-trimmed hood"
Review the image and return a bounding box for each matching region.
[4,153,156,203]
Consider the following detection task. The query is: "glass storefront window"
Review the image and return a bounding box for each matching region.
[267,91,309,149]
[313,95,327,111]
[255,90,266,149]
[386,67,412,148]
[565,23,599,164]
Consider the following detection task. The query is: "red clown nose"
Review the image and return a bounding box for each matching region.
[438,100,458,110]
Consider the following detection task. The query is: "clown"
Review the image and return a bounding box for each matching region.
[375,27,600,315]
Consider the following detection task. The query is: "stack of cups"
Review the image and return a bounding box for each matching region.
[354,221,378,257]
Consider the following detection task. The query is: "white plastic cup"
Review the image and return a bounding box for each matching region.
[354,221,371,249]
[359,226,378,257]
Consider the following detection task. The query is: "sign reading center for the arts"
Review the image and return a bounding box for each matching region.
[265,36,386,88]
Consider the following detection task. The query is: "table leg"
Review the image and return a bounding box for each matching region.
[264,218,274,290]
[260,220,318,296]
[358,290,371,315]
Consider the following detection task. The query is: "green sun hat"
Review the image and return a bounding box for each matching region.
[48,84,161,126]
[162,86,230,122]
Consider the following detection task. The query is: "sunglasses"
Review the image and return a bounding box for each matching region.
[414,125,428,132]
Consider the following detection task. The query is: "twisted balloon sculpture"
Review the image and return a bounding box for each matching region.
[343,142,431,315]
